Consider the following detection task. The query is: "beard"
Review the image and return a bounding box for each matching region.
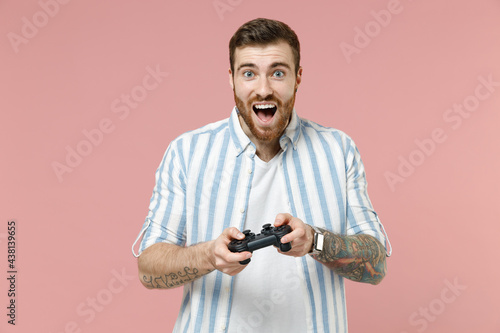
[234,91,296,142]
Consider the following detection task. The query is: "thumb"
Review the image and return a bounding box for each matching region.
[274,213,292,226]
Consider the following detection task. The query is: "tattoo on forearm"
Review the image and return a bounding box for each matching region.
[143,267,212,289]
[312,230,387,284]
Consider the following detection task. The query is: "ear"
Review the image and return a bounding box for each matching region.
[295,66,303,91]
[229,68,234,90]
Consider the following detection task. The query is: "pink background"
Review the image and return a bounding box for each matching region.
[1,0,499,332]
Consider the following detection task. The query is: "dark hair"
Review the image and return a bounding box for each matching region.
[229,18,300,75]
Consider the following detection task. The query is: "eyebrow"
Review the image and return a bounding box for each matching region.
[270,62,291,70]
[236,62,292,72]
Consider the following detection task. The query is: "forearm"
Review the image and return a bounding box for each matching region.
[311,229,387,285]
[137,241,215,289]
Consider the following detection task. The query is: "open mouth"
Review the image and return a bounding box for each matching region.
[252,103,277,123]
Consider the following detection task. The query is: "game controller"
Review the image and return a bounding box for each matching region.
[228,224,293,264]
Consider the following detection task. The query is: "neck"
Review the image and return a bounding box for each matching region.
[254,140,281,162]
[237,114,286,162]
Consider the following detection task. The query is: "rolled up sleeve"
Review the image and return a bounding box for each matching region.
[344,139,392,256]
[132,143,187,257]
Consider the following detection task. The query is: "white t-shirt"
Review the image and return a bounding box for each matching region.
[227,151,307,333]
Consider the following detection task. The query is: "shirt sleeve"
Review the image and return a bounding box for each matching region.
[344,138,392,256]
[132,142,187,257]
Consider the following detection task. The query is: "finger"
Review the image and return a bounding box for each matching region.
[274,213,293,227]
[216,240,252,261]
[280,227,305,243]
[215,248,252,268]
[226,251,252,264]
[222,227,245,242]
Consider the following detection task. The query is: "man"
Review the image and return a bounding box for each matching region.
[132,18,391,333]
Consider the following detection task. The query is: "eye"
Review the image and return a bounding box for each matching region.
[243,71,254,78]
[273,70,284,78]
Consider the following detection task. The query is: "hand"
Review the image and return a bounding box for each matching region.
[274,213,314,257]
[211,227,252,276]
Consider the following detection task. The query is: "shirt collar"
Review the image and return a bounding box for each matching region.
[228,106,302,156]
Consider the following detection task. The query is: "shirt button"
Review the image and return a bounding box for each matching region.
[247,169,252,174]
[240,208,245,213]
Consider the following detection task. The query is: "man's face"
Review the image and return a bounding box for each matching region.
[229,41,302,143]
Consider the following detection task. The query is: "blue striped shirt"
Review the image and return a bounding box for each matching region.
[133,107,391,333]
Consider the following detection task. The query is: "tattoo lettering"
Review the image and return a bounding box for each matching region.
[312,230,387,285]
[143,267,210,289]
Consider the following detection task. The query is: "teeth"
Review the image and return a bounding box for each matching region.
[254,104,275,109]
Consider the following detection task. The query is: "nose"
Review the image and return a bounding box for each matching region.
[255,76,273,99]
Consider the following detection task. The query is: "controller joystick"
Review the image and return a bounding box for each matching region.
[228,224,293,264]
[242,230,253,236]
